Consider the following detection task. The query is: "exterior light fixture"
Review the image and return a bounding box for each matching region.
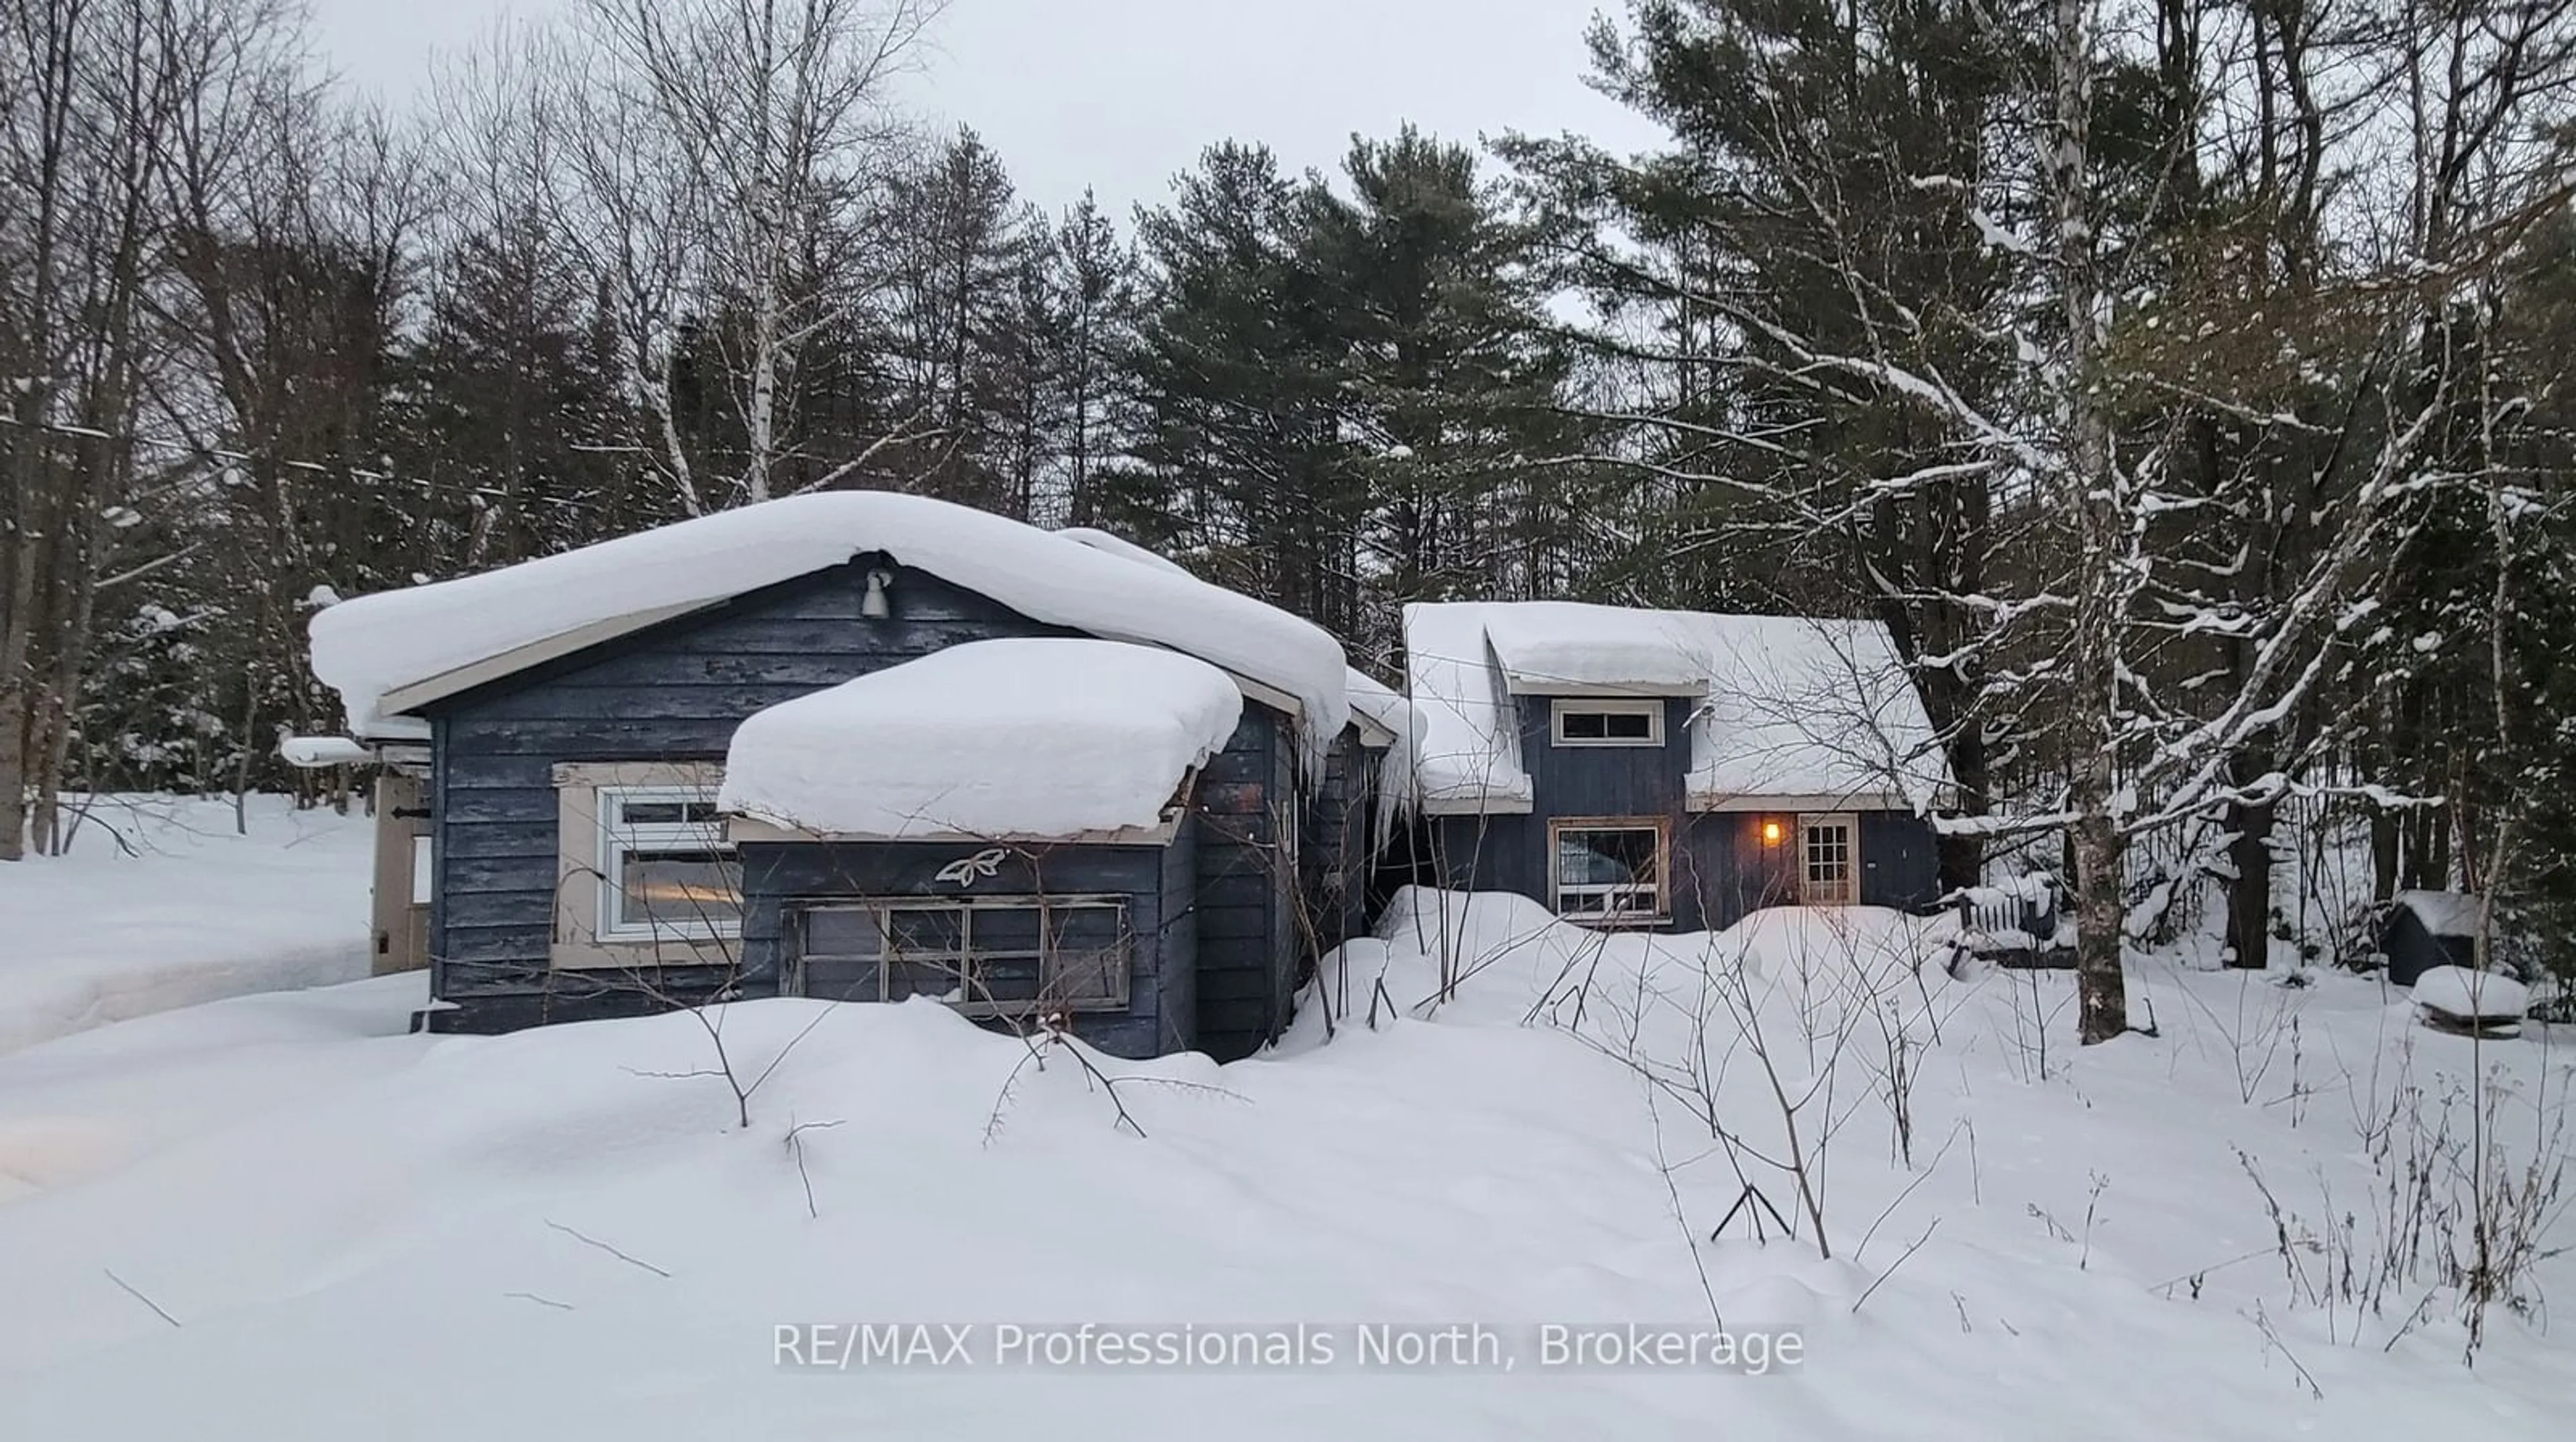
[861,567,893,619]
[1761,820,1784,846]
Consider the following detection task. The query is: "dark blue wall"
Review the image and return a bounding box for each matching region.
[418,556,1309,1052]
[1518,695,1696,820]
[738,834,1190,1059]
[2380,905,2477,987]
[1304,726,1378,952]
[1411,693,1941,933]
[1190,708,1299,1061]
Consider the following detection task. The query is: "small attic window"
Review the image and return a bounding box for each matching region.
[1551,698,1663,747]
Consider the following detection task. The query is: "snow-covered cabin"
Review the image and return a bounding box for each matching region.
[2379,890,2486,987]
[301,492,1399,1060]
[1396,601,1950,931]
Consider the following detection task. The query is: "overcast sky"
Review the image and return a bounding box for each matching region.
[306,0,1665,219]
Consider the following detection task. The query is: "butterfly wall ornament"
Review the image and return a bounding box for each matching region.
[934,846,1010,888]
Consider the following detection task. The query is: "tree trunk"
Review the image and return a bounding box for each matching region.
[2051,0,2129,1043]
[2223,779,2275,969]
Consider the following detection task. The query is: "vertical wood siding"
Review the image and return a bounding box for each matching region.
[1418,694,1944,936]
[1189,707,1299,1062]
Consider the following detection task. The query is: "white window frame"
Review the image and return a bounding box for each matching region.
[1549,818,1670,923]
[595,783,741,943]
[1799,813,1858,907]
[790,896,1132,1017]
[1550,698,1665,748]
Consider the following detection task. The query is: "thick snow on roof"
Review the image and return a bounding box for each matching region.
[1405,602,1532,809]
[2394,889,2485,938]
[1055,524,1417,757]
[1405,601,1949,812]
[308,492,1348,748]
[719,639,1242,839]
[2411,964,2527,1020]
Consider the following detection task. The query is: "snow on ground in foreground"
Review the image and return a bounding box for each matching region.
[0,795,372,1057]
[1,887,2571,1440]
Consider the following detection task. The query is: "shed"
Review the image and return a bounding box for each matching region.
[298,492,1403,1059]
[2381,890,2485,987]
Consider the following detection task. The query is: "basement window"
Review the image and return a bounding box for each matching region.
[1550,698,1664,746]
[790,897,1132,1017]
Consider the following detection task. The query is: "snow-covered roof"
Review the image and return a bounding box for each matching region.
[307,492,1349,751]
[1053,524,1411,752]
[719,639,1242,840]
[1403,601,1949,814]
[2394,890,2485,938]
[2411,964,2526,1020]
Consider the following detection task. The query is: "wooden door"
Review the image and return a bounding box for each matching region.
[1798,814,1858,906]
[371,774,433,975]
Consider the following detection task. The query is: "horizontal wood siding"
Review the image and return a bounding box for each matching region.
[424,561,1079,1028]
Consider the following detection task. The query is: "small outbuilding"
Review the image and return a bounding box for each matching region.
[299,491,1407,1060]
[2381,890,2485,987]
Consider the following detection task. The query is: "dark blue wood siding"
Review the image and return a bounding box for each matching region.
[1159,816,1201,1054]
[1857,811,1942,911]
[1516,696,1696,820]
[737,836,1191,1059]
[1191,705,1301,1061]
[1415,694,1946,934]
[423,559,1081,1029]
[1303,726,1379,952]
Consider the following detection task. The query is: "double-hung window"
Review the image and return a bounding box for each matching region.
[792,897,1132,1017]
[1550,820,1668,922]
[596,786,741,942]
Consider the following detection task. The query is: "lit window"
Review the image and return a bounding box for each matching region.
[792,897,1132,1017]
[1552,822,1666,921]
[1551,698,1664,746]
[597,787,741,941]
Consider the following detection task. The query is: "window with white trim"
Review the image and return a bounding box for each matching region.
[1550,698,1664,746]
[1550,820,1667,922]
[790,897,1131,1017]
[596,785,742,940]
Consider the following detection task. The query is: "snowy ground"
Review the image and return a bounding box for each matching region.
[0,795,372,1057]
[1,836,2570,1438]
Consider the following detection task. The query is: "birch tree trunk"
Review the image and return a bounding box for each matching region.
[2048,0,2131,1042]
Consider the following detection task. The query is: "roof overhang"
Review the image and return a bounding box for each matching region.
[727,813,1185,848]
[1416,793,1536,817]
[1690,790,1930,814]
[1502,679,1703,698]
[372,598,721,721]
[278,731,430,772]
